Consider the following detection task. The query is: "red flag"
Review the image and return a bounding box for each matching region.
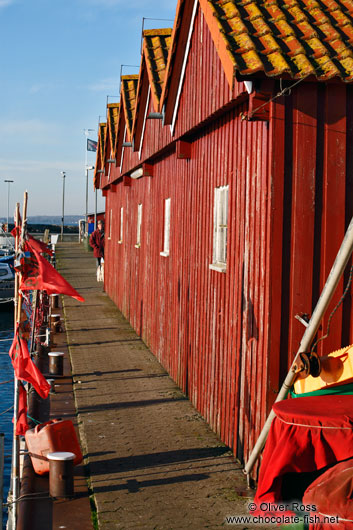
[28,235,53,256]
[15,382,29,436]
[20,241,84,302]
[11,226,20,238]
[9,328,50,399]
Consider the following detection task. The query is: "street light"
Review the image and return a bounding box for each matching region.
[60,172,66,241]
[83,128,96,236]
[85,166,95,236]
[4,180,14,232]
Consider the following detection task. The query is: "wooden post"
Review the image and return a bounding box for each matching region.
[10,192,28,528]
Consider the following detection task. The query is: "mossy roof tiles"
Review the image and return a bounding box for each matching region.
[99,122,107,166]
[107,103,119,153]
[143,28,172,106]
[121,75,139,138]
[200,0,353,82]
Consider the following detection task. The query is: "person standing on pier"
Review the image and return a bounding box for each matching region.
[89,220,105,269]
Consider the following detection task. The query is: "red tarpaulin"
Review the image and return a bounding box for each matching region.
[303,458,353,529]
[254,395,353,515]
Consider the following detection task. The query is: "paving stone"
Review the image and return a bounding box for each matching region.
[57,242,274,530]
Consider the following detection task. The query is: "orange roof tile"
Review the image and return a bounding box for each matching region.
[199,0,353,84]
[94,122,107,189]
[142,28,172,109]
[120,75,139,138]
[107,103,119,154]
[99,122,107,166]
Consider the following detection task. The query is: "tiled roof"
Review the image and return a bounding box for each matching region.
[121,75,139,137]
[99,122,107,165]
[94,122,107,188]
[107,103,119,153]
[143,28,173,107]
[200,0,353,83]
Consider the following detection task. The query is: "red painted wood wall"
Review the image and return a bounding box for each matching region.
[102,4,353,465]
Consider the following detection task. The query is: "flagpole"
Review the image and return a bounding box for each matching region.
[10,192,27,528]
[9,201,20,529]
[84,129,95,237]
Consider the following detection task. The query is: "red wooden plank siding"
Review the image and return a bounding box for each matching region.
[287,85,317,363]
[319,85,346,355]
[101,6,353,466]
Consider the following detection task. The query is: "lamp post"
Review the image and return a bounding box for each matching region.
[60,172,66,242]
[84,128,96,237]
[4,180,14,232]
[85,166,95,236]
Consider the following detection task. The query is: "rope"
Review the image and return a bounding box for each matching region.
[243,76,306,120]
[278,416,353,429]
[0,298,14,304]
[0,405,14,416]
[4,491,51,506]
[0,379,13,385]
[27,414,41,425]
[243,48,353,120]
[311,263,353,352]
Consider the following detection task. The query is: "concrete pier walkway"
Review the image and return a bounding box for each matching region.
[57,242,252,530]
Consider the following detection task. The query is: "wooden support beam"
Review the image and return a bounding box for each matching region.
[123,176,132,187]
[176,140,192,159]
[248,91,271,121]
[143,163,154,177]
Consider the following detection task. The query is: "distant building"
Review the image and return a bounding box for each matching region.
[86,212,105,234]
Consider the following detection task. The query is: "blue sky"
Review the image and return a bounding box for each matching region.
[0,0,176,219]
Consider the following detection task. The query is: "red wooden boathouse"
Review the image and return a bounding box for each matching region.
[94,0,353,464]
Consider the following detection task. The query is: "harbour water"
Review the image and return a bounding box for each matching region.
[0,307,14,529]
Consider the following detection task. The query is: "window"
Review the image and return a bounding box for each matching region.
[135,203,142,248]
[209,185,229,272]
[108,208,112,240]
[160,198,171,257]
[118,207,123,244]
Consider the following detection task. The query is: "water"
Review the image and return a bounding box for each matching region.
[0,308,14,529]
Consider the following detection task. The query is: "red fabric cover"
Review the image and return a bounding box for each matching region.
[89,229,104,258]
[20,241,84,302]
[9,327,50,399]
[303,458,353,529]
[254,395,353,514]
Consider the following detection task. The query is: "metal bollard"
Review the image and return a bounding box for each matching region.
[48,352,65,376]
[46,378,56,394]
[50,314,61,333]
[51,294,59,309]
[47,452,75,498]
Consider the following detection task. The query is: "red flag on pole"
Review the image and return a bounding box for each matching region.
[20,241,84,302]
[15,382,29,436]
[28,235,53,256]
[9,327,50,399]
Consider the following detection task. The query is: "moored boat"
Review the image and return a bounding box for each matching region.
[0,231,15,304]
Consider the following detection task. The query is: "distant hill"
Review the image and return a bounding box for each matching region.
[28,215,83,226]
[0,215,83,226]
